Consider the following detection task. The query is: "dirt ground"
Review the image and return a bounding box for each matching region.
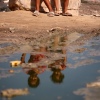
[0,2,100,55]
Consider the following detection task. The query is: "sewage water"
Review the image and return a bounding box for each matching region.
[0,32,100,100]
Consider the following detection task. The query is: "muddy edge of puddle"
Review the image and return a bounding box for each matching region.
[0,27,100,56]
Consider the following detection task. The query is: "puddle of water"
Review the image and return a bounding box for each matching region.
[0,32,100,100]
[0,43,14,48]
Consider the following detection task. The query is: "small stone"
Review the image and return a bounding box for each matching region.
[9,27,15,33]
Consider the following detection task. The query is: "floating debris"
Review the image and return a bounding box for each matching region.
[10,60,21,67]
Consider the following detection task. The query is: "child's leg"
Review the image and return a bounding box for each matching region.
[54,0,60,15]
[63,0,72,16]
[63,0,69,13]
[35,0,40,11]
[44,0,54,17]
[33,0,54,17]
[33,0,40,16]
[54,0,59,12]
[43,0,53,12]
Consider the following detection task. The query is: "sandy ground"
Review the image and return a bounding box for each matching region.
[0,3,100,55]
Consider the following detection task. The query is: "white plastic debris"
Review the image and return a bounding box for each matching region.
[10,60,21,67]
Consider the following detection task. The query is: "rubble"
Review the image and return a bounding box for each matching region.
[0,0,10,12]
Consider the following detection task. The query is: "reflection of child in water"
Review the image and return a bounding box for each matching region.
[51,68,64,83]
[49,58,66,84]
[21,47,47,88]
[20,47,47,64]
[28,70,40,88]
[23,65,46,88]
[23,61,46,88]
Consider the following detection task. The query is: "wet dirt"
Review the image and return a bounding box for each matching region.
[0,2,100,56]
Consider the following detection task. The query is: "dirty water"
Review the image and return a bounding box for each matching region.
[0,32,100,100]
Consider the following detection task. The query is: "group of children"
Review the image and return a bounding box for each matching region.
[33,0,72,17]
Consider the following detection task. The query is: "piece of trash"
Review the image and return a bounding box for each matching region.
[93,14,100,17]
[0,88,29,98]
[10,61,21,67]
[92,10,100,17]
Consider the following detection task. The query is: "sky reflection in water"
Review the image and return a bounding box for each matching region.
[0,32,100,100]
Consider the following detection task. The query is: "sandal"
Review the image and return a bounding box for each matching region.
[55,11,60,16]
[33,10,39,17]
[62,12,72,16]
[55,12,60,16]
[47,12,54,17]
